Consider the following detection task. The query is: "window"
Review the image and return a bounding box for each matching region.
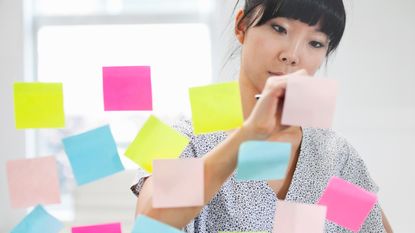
[32,0,213,225]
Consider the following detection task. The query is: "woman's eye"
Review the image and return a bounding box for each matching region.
[272,24,287,34]
[310,41,325,48]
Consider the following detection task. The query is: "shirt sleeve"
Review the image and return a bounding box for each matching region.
[130,118,197,197]
[340,141,379,193]
[129,118,198,233]
[340,140,385,232]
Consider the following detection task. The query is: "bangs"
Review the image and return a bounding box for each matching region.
[244,0,346,54]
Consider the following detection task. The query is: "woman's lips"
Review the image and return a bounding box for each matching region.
[268,71,285,76]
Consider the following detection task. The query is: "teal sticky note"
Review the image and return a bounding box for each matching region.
[132,215,184,233]
[63,125,124,185]
[11,205,63,233]
[236,141,291,181]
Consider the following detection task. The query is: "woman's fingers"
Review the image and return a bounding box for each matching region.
[243,69,310,139]
[292,69,307,76]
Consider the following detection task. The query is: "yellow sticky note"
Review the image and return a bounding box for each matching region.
[14,82,65,129]
[125,115,189,173]
[189,81,243,135]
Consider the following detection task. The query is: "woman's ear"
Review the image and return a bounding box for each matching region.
[235,9,246,44]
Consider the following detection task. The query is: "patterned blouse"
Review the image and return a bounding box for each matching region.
[131,118,385,233]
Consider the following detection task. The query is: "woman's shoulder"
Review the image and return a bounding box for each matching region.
[301,127,356,168]
[303,127,351,152]
[170,116,194,138]
[170,116,227,153]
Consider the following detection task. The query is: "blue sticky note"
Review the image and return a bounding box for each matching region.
[63,125,124,185]
[132,215,184,233]
[11,205,63,233]
[236,141,291,181]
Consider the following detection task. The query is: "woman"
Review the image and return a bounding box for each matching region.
[131,0,393,232]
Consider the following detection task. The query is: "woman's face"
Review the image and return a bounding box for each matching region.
[236,11,329,92]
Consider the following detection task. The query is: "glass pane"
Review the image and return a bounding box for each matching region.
[37,23,211,166]
[35,0,212,16]
[36,23,212,223]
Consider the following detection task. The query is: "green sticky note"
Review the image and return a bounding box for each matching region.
[125,115,189,173]
[189,81,243,135]
[14,82,65,129]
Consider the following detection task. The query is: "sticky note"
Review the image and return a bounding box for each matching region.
[272,201,326,233]
[189,81,244,134]
[317,176,378,232]
[219,232,268,233]
[132,215,184,233]
[153,158,204,208]
[103,66,152,111]
[14,82,65,129]
[6,156,61,208]
[281,76,338,128]
[63,125,124,185]
[11,205,63,233]
[236,141,291,181]
[72,222,122,233]
[125,115,189,173]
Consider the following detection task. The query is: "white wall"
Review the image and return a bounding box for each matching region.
[329,1,415,231]
[0,0,26,231]
[215,0,414,231]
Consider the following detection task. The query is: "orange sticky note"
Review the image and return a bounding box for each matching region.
[153,158,204,208]
[6,156,61,208]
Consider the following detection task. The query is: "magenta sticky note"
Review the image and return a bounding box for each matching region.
[6,156,61,208]
[281,76,338,128]
[317,176,378,232]
[273,201,327,233]
[153,158,204,208]
[103,66,152,111]
[72,222,122,233]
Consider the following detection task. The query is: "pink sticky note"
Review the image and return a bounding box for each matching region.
[281,76,337,128]
[103,66,152,111]
[153,158,204,208]
[273,201,327,233]
[72,222,122,233]
[6,156,61,208]
[317,176,378,232]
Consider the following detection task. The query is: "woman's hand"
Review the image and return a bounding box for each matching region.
[242,69,307,140]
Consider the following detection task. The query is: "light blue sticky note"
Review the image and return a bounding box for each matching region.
[236,141,291,181]
[132,215,184,233]
[11,205,63,233]
[63,125,124,185]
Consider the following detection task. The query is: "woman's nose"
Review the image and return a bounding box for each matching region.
[278,51,299,66]
[278,41,301,66]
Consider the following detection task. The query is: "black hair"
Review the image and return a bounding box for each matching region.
[236,0,346,56]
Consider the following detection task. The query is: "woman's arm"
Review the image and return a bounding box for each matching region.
[134,72,302,229]
[382,209,393,233]
[135,126,257,229]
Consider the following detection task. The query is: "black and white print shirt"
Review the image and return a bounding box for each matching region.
[131,118,385,233]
